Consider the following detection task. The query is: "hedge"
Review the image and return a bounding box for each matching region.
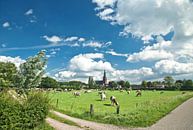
[0,91,49,130]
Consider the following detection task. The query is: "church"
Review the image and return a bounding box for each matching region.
[90,70,108,87]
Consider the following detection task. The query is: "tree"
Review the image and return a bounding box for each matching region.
[40,76,59,88]
[109,81,117,88]
[147,81,152,88]
[164,76,174,87]
[141,80,147,88]
[182,79,193,89]
[117,80,125,88]
[88,76,95,88]
[0,62,17,88]
[125,81,130,88]
[17,51,47,89]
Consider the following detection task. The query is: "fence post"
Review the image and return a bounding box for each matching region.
[90,104,94,117]
[56,99,58,107]
[116,105,120,114]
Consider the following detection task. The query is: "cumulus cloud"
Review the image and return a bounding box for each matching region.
[69,53,114,72]
[55,71,76,79]
[2,22,10,28]
[52,53,155,83]
[127,40,173,62]
[92,0,193,61]
[154,60,193,75]
[0,56,25,68]
[43,35,62,43]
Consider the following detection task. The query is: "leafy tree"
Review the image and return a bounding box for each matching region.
[109,81,117,88]
[0,62,17,88]
[164,76,174,87]
[125,81,130,88]
[40,76,59,88]
[182,79,193,89]
[17,51,47,89]
[141,80,147,88]
[117,80,125,88]
[88,76,95,88]
[152,81,158,88]
[147,81,152,88]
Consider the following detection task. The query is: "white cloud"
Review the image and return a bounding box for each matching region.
[93,0,193,66]
[154,59,193,75]
[0,56,25,68]
[2,22,10,28]
[25,9,33,15]
[127,40,173,62]
[106,50,128,57]
[1,44,6,48]
[53,53,154,83]
[64,36,79,42]
[43,35,62,43]
[92,0,116,9]
[55,71,76,79]
[69,53,114,72]
[83,41,112,48]
[78,38,85,42]
[83,41,103,48]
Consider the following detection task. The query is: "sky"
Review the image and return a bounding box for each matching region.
[1,0,193,83]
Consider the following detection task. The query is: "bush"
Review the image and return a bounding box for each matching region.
[0,91,49,130]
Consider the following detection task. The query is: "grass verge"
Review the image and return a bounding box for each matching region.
[48,112,81,127]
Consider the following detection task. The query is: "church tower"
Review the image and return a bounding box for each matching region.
[103,70,107,86]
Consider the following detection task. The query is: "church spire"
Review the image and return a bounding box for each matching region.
[103,70,107,86]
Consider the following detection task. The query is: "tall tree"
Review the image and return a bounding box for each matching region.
[88,76,95,88]
[125,81,130,88]
[164,76,174,87]
[141,80,147,88]
[17,51,47,89]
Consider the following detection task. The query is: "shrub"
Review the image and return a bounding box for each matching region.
[0,91,49,130]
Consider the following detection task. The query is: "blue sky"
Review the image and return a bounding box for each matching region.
[1,0,193,83]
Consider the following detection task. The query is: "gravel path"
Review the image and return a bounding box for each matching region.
[47,97,193,130]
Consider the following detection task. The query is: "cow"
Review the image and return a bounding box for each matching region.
[110,96,119,106]
[136,90,142,97]
[84,90,92,93]
[100,92,106,101]
[127,90,131,95]
[73,92,81,97]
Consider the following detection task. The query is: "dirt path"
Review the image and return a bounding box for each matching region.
[48,97,193,130]
[50,111,133,130]
[46,117,83,130]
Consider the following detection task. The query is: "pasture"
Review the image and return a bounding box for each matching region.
[48,90,193,127]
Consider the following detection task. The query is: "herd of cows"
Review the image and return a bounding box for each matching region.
[73,89,143,107]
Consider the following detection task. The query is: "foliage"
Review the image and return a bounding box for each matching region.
[40,76,59,88]
[164,76,174,87]
[88,76,95,88]
[0,62,17,88]
[0,91,49,130]
[141,80,147,88]
[17,51,47,89]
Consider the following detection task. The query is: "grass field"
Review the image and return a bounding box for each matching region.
[47,90,193,127]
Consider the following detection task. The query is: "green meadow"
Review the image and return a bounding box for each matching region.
[48,90,193,127]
